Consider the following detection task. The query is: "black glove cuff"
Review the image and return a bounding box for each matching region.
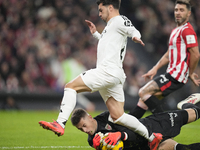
[120,132,127,141]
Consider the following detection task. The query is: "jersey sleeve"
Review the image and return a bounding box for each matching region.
[92,31,101,40]
[87,135,94,147]
[181,27,198,48]
[116,16,141,39]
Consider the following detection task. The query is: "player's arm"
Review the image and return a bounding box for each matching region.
[188,46,199,75]
[132,36,145,46]
[153,49,169,70]
[129,25,145,46]
[188,46,200,86]
[142,49,169,80]
[129,26,145,46]
[88,136,94,147]
[182,28,200,86]
[117,16,144,46]
[85,20,101,40]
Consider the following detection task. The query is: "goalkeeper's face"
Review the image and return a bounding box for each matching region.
[75,115,97,135]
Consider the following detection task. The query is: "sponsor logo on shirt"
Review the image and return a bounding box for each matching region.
[186,35,196,44]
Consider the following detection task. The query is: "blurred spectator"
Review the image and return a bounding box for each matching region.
[1,96,20,110]
[0,75,5,90]
[0,61,10,81]
[6,73,19,92]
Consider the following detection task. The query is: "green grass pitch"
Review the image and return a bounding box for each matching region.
[0,110,199,150]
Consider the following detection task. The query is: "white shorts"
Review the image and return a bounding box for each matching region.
[80,68,125,103]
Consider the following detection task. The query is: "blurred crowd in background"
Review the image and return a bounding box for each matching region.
[0,0,200,98]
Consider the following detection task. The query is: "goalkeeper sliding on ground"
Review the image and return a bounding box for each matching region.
[70,93,200,150]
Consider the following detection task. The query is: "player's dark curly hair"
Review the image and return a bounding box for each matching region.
[96,0,121,9]
[175,0,192,11]
[71,108,88,126]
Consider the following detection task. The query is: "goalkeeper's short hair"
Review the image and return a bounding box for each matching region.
[71,108,88,126]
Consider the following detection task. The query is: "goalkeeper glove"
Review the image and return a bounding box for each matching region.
[103,132,121,149]
[93,132,104,150]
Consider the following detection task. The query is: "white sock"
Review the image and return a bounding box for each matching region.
[57,88,77,128]
[110,113,154,142]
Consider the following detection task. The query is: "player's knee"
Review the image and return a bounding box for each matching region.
[139,88,149,101]
[110,111,124,121]
[65,82,79,91]
[65,83,72,89]
[138,88,143,98]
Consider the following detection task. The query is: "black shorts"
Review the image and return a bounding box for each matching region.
[140,109,188,141]
[154,73,184,97]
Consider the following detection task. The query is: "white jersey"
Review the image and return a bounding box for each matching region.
[93,15,141,83]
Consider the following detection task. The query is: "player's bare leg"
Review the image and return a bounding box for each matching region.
[158,139,177,150]
[139,80,162,102]
[186,109,197,123]
[137,80,164,114]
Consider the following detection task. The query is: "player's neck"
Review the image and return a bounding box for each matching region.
[177,21,188,27]
[177,17,189,27]
[107,12,120,23]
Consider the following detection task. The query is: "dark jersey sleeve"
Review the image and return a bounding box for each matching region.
[88,135,94,147]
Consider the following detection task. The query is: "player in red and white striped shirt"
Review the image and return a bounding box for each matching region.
[167,21,198,83]
[130,0,200,119]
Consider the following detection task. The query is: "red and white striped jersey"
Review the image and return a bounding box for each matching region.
[167,22,198,83]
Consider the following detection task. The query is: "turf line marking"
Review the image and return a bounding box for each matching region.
[0,146,92,149]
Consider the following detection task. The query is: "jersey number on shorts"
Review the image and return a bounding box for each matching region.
[159,74,169,84]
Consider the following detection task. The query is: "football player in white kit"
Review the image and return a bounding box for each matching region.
[39,0,162,149]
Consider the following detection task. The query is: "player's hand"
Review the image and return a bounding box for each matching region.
[93,132,104,150]
[142,67,157,81]
[103,132,121,149]
[85,20,97,34]
[132,37,145,46]
[189,72,200,86]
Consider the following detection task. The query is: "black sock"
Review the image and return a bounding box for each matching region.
[176,143,200,150]
[182,103,200,120]
[128,105,146,119]
[144,95,164,113]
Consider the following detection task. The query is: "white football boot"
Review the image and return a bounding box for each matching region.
[177,93,200,110]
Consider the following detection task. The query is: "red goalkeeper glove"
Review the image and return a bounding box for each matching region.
[93,132,104,150]
[103,132,121,148]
